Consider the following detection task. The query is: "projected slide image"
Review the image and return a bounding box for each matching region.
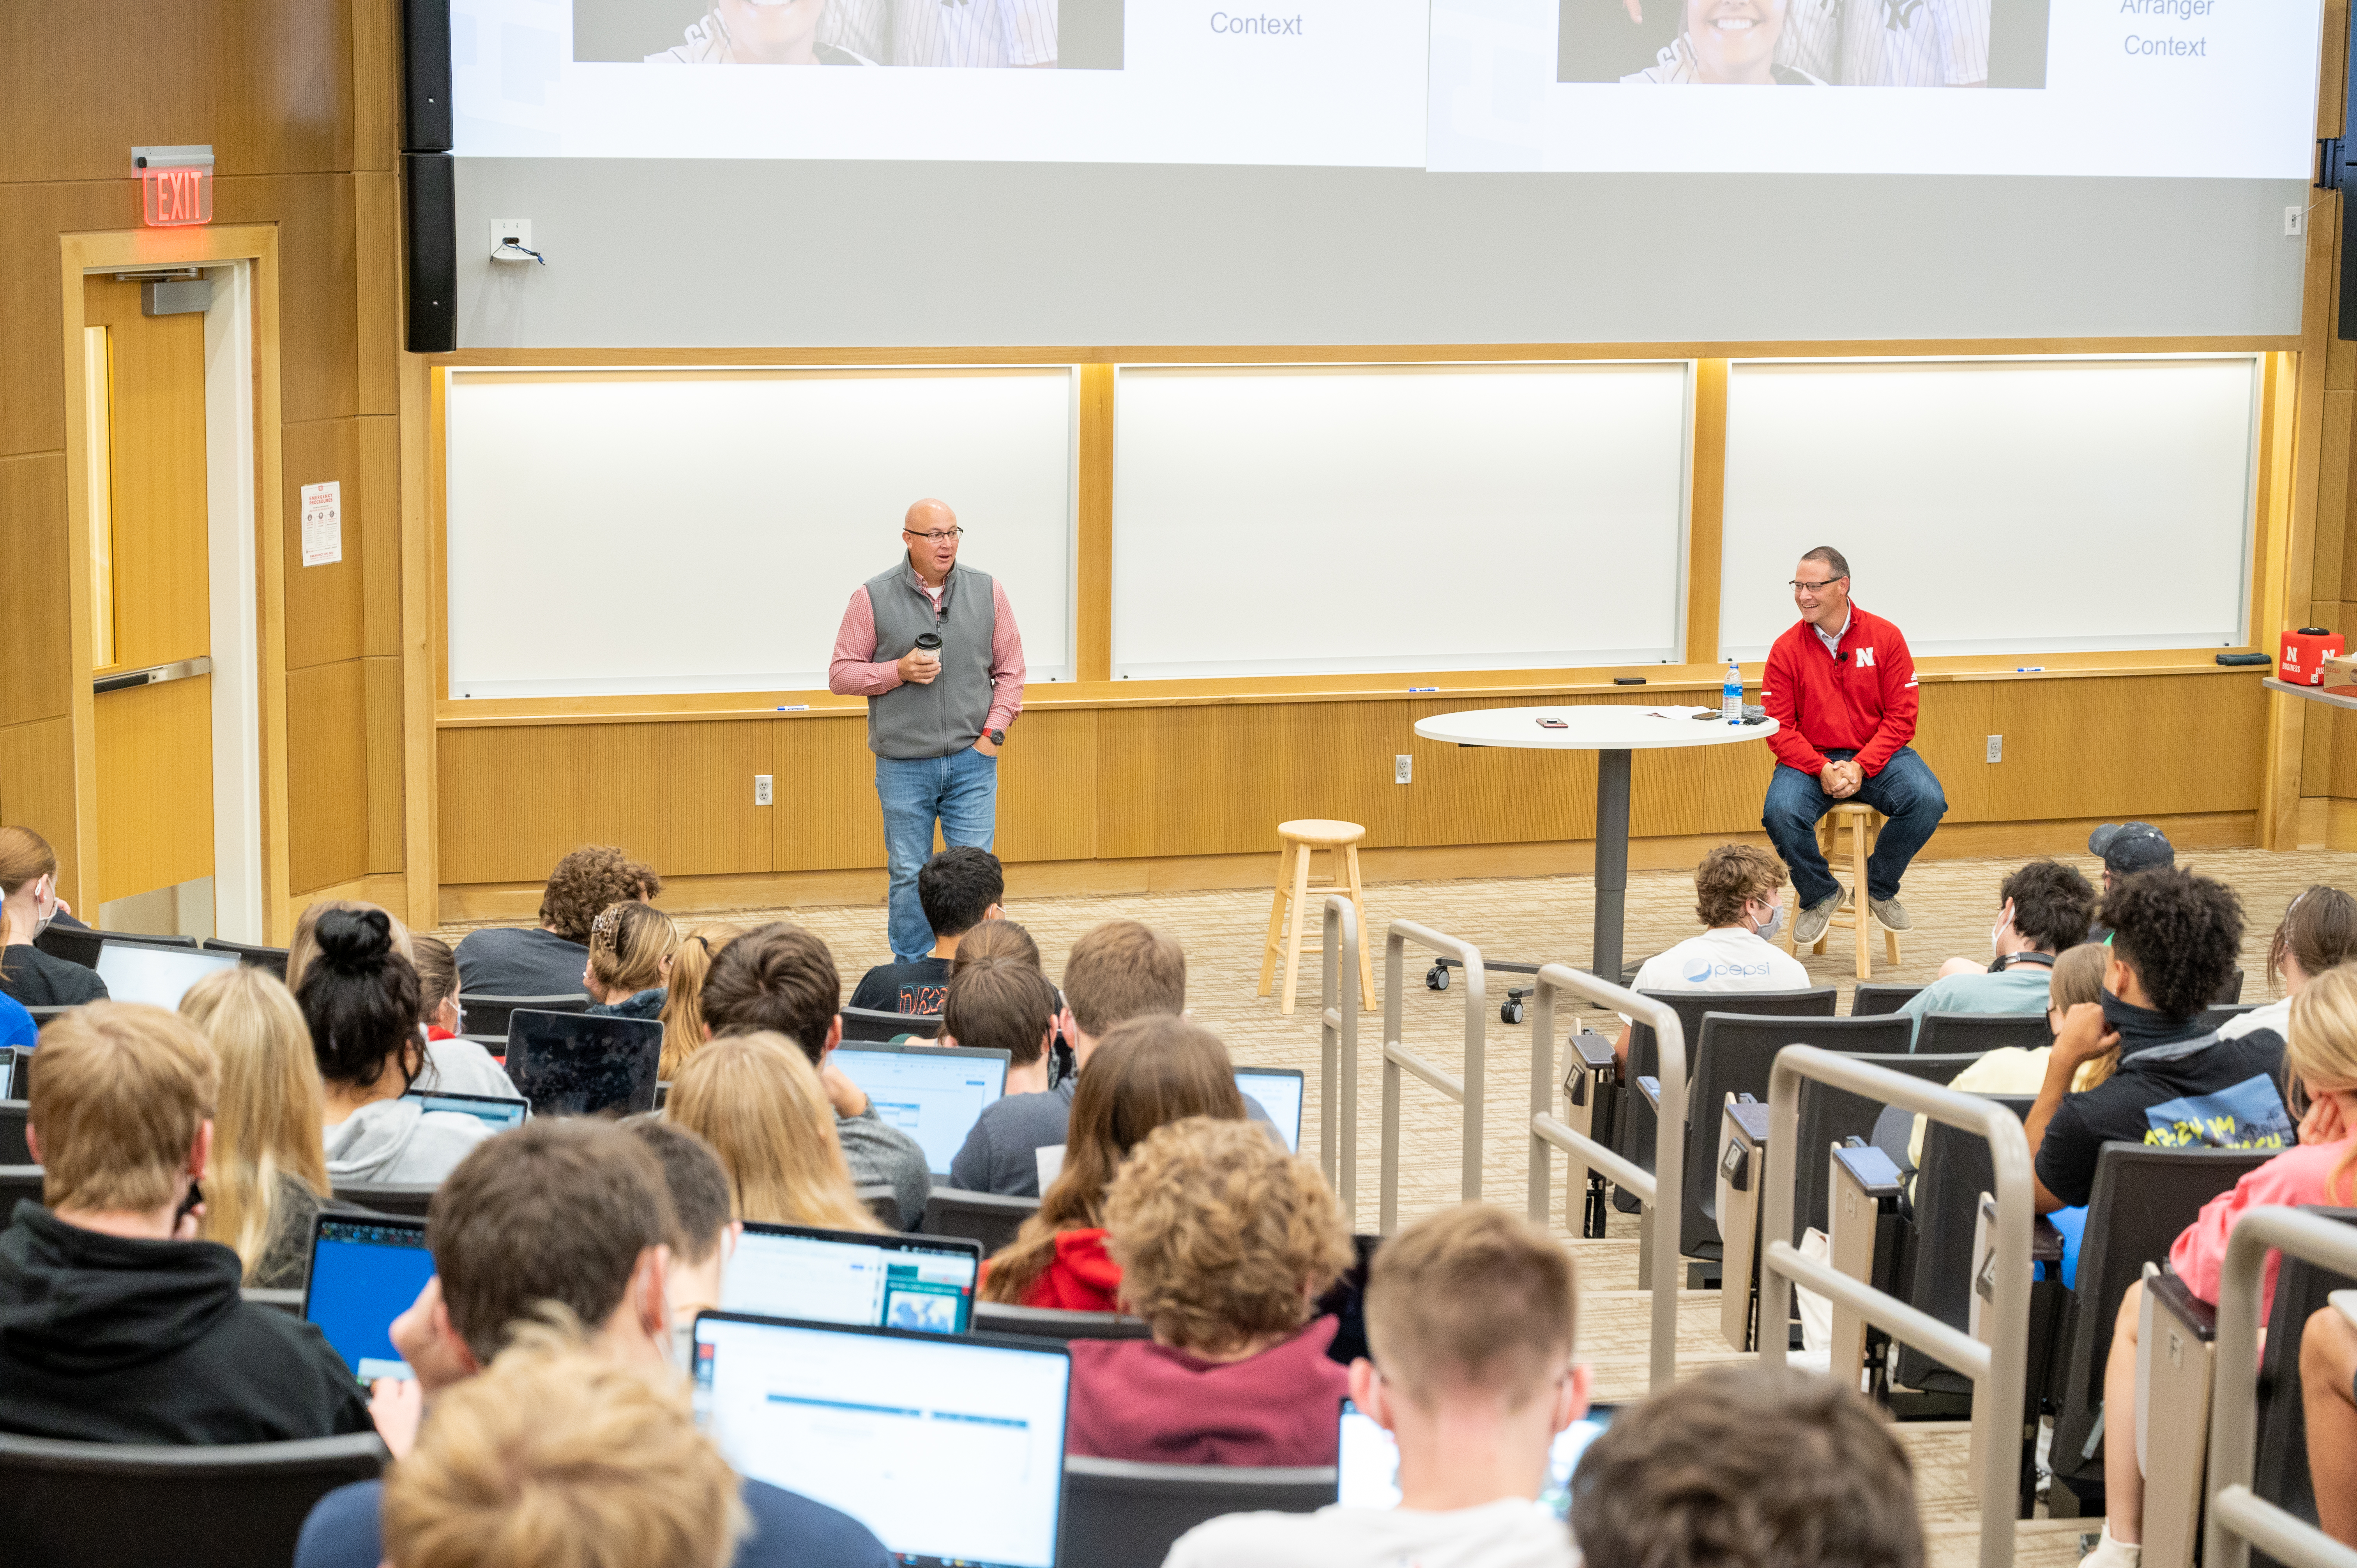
[1556,0,2052,89]
[575,0,1122,69]
[1432,0,2322,176]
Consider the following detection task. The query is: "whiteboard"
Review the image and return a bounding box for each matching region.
[1717,357,2259,661]
[1111,364,1691,679]
[445,369,1075,699]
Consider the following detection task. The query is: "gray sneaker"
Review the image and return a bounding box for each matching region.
[1793,890,1843,946]
[1868,893,1912,932]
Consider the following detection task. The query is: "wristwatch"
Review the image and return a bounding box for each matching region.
[986,728,1005,746]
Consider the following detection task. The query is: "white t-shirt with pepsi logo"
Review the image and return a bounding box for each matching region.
[1621,926,1812,1022]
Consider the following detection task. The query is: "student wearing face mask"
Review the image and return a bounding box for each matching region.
[1612,845,1809,1068]
[1892,859,2096,1047]
[299,909,491,1188]
[0,826,108,1009]
[2028,869,2290,1218]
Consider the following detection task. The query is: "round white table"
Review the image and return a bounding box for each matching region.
[1411,705,1781,984]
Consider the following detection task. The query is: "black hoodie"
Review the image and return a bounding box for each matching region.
[0,1202,374,1444]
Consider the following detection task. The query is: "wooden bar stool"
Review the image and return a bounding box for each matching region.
[1258,819,1377,1015]
[1791,803,1902,981]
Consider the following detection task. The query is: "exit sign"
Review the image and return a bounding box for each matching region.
[132,145,214,227]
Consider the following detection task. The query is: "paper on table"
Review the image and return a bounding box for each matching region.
[1640,706,1714,720]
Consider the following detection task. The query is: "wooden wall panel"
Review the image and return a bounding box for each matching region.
[215,173,359,425]
[1988,675,2266,820]
[773,716,884,872]
[282,417,368,669]
[0,1,355,185]
[1699,726,1777,835]
[0,453,70,728]
[365,655,403,873]
[86,275,210,673]
[441,720,775,885]
[1095,702,1411,860]
[1914,682,1994,824]
[288,659,370,895]
[0,180,137,457]
[0,718,79,897]
[353,171,400,416]
[2320,395,2352,601]
[996,708,1097,863]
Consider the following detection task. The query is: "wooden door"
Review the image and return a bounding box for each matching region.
[84,277,214,908]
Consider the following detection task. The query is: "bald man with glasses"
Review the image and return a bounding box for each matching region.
[1758,546,1947,947]
[830,500,1027,963]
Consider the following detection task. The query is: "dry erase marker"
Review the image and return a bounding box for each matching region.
[2014,667,2044,674]
[1408,686,1438,693]
[776,704,810,712]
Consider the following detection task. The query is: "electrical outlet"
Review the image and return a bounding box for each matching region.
[489,218,533,258]
[1986,735,2002,764]
[2287,205,2307,238]
[1395,755,1413,784]
[754,774,773,806]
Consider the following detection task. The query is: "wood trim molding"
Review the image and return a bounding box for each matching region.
[400,352,438,927]
[58,224,288,936]
[1684,358,1728,666]
[1076,363,1113,682]
[2259,350,2306,848]
[423,337,2299,371]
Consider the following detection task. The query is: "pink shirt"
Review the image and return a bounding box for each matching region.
[2168,1135,2357,1321]
[827,576,1026,736]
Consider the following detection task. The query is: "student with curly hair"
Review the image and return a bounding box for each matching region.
[1613,843,1808,1066]
[453,845,661,997]
[2028,867,2286,1217]
[1569,1363,1922,1568]
[1897,858,2097,1044]
[1067,1116,1354,1465]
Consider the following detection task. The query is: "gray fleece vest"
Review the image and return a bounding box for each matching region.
[863,560,997,759]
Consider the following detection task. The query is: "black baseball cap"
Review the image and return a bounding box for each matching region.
[2088,822,2175,875]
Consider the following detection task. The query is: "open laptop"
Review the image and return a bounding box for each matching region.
[829,1044,1009,1177]
[402,1088,528,1132]
[92,938,240,1010]
[505,1010,662,1116]
[1237,1068,1306,1153]
[1338,1398,1614,1521]
[721,1222,981,1335]
[694,1312,1070,1568]
[304,1215,438,1386]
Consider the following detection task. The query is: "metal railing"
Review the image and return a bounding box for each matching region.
[2203,1206,2357,1568]
[1524,961,1684,1392]
[1378,922,1486,1234]
[1319,895,1359,1220]
[1759,1047,2033,1568]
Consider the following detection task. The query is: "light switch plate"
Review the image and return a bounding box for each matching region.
[754,774,773,805]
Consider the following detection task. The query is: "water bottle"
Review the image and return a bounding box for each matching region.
[1723,659,1742,724]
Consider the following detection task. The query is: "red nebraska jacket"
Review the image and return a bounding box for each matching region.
[1758,604,1919,778]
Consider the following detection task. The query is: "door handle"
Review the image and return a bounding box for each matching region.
[94,655,211,695]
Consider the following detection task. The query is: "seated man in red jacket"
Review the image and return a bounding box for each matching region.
[1758,546,1947,944]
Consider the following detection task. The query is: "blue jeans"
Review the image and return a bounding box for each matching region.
[876,748,998,961]
[1762,745,1948,908]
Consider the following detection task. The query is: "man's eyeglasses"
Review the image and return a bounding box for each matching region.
[1790,575,1847,592]
[904,527,964,543]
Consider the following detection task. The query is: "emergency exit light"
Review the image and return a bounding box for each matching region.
[132,146,214,227]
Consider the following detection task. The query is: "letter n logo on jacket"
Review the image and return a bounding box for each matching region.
[1854,646,1876,668]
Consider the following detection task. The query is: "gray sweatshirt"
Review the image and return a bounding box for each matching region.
[415,1038,523,1101]
[323,1100,492,1186]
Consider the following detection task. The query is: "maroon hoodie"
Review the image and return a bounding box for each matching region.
[1065,1316,1347,1466]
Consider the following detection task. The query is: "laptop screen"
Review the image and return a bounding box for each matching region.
[1236,1069,1306,1153]
[505,1010,662,1116]
[829,1045,1009,1176]
[721,1222,980,1335]
[305,1217,438,1386]
[1338,1398,1613,1520]
[92,941,239,1010]
[403,1089,528,1131]
[694,1312,1070,1568]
